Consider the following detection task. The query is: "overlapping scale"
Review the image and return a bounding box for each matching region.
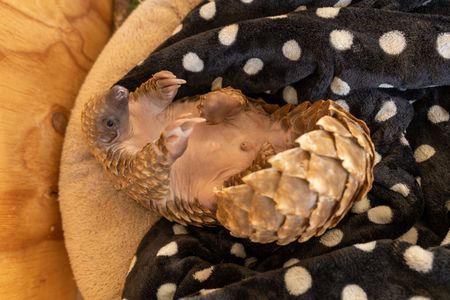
[215,100,375,245]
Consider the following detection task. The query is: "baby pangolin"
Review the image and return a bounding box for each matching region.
[82,70,375,245]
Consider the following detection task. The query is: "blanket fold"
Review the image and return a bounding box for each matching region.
[119,0,450,299]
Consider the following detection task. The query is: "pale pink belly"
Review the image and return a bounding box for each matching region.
[169,109,290,209]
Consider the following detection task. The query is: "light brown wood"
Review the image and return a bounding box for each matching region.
[0,0,112,298]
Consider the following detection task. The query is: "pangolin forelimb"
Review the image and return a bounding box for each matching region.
[129,70,186,112]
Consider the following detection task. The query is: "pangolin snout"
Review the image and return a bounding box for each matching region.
[109,85,129,108]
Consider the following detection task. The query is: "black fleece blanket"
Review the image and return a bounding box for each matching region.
[119,1,450,299]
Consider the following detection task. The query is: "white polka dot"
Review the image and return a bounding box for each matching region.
[330,77,351,96]
[441,229,450,245]
[156,283,177,300]
[218,24,239,46]
[172,224,188,235]
[283,258,300,268]
[398,227,418,244]
[241,0,253,3]
[330,30,354,51]
[268,14,288,19]
[127,255,137,275]
[211,76,223,91]
[404,245,434,273]
[400,133,409,146]
[200,288,220,295]
[342,284,368,300]
[183,52,204,72]
[375,100,397,122]
[156,241,178,257]
[378,83,394,88]
[316,7,340,18]
[390,183,410,197]
[283,86,298,104]
[354,241,377,252]
[368,205,393,225]
[295,5,308,11]
[436,33,450,59]
[352,196,371,214]
[334,0,352,7]
[243,58,264,75]
[414,144,436,163]
[230,243,246,258]
[171,24,183,36]
[335,100,350,112]
[320,229,344,247]
[284,266,312,296]
[374,151,382,165]
[244,256,258,267]
[409,296,431,300]
[379,31,407,55]
[199,1,216,20]
[282,40,302,61]
[193,266,214,282]
[427,105,449,123]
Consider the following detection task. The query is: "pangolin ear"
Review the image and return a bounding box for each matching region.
[162,117,206,160]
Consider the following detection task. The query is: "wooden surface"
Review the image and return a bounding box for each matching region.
[0,0,112,299]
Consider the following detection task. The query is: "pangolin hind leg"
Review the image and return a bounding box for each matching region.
[223,142,276,187]
[197,88,248,124]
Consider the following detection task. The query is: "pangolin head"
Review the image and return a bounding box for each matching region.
[81,85,130,154]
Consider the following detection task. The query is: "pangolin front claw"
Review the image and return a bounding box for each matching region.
[129,70,186,110]
[215,100,375,245]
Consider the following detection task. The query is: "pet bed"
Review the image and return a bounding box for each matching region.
[60,0,450,299]
[59,1,202,299]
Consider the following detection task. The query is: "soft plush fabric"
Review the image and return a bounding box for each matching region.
[118,0,450,299]
[58,1,202,299]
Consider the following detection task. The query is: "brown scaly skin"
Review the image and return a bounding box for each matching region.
[82,70,375,243]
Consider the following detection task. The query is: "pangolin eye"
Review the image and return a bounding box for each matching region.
[104,118,115,128]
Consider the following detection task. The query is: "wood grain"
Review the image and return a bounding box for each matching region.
[0,0,112,298]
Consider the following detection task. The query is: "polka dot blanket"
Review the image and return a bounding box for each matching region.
[119,1,450,299]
